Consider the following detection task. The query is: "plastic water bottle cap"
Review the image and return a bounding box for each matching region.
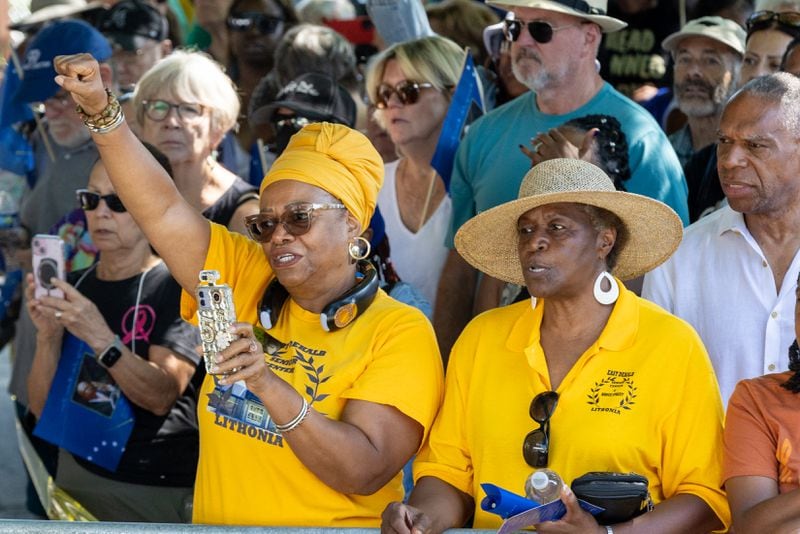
[531,471,549,490]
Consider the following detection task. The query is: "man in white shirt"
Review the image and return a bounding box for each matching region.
[643,72,800,405]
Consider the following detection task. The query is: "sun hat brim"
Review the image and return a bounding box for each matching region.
[454,162,683,284]
[486,0,627,33]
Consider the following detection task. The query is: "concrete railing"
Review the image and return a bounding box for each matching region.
[0,522,491,534]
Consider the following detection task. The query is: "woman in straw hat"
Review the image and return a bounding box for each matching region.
[383,159,728,533]
[51,53,443,526]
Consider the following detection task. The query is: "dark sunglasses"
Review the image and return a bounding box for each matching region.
[503,18,581,44]
[522,391,559,468]
[374,80,434,109]
[746,10,800,33]
[227,12,284,34]
[244,202,346,243]
[76,189,126,213]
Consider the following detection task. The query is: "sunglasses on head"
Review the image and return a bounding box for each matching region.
[746,10,800,33]
[76,189,126,213]
[227,12,284,34]
[374,80,434,109]
[244,202,346,243]
[522,390,559,468]
[503,18,582,44]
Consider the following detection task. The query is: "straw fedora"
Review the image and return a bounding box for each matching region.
[454,159,683,284]
[486,0,627,33]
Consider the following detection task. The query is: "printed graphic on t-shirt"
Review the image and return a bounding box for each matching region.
[206,333,331,447]
[586,369,637,415]
[120,303,155,346]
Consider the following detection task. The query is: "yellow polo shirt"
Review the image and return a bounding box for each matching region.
[414,284,729,529]
[181,223,444,526]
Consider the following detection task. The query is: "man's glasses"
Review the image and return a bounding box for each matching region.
[522,391,559,468]
[374,80,434,109]
[76,189,127,213]
[227,12,284,34]
[746,10,800,34]
[503,18,582,44]
[244,202,346,243]
[142,100,204,122]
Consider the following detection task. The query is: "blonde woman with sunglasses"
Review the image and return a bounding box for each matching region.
[365,36,463,310]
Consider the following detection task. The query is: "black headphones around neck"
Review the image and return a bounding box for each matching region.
[259,261,379,332]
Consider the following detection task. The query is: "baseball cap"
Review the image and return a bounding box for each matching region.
[250,72,357,127]
[98,0,169,52]
[14,19,112,104]
[662,16,747,56]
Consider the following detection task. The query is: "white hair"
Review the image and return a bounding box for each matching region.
[133,50,240,135]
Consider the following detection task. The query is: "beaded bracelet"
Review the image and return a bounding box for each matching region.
[274,397,310,434]
[76,87,124,134]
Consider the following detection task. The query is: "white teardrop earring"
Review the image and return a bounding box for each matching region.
[530,296,538,310]
[593,271,619,305]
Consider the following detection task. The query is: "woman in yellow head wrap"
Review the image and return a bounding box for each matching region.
[52,54,444,527]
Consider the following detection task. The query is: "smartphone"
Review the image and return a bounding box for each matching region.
[196,270,237,375]
[32,234,66,300]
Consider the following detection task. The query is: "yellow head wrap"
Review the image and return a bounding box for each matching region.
[260,122,384,231]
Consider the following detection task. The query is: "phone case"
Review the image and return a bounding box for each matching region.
[196,270,237,375]
[32,234,66,299]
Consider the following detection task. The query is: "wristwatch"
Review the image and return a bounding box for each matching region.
[97,336,124,369]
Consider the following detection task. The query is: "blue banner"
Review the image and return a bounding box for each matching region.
[430,52,485,190]
[34,333,134,472]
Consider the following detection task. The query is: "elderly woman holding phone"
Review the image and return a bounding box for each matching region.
[51,53,443,526]
[382,159,729,533]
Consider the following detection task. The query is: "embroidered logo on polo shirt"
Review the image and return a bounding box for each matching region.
[586,369,637,415]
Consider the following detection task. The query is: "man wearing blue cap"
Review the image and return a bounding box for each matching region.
[14,19,113,239]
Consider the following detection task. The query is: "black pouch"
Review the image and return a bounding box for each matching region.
[571,472,653,524]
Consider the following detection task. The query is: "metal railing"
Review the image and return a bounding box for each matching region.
[0,522,488,534]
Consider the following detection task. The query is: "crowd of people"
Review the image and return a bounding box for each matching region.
[3,0,800,531]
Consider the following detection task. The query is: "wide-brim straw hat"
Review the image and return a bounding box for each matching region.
[486,0,627,33]
[455,159,683,284]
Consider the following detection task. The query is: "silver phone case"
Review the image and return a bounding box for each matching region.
[196,270,237,375]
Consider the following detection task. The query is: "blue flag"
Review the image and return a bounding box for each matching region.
[34,333,135,472]
[430,52,485,190]
[0,60,33,130]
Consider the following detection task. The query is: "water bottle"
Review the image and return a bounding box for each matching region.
[525,468,564,504]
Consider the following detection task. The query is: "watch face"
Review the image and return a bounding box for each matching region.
[100,344,123,368]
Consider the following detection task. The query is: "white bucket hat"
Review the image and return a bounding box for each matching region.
[486,0,627,33]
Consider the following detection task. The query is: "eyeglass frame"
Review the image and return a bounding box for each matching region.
[374,80,435,109]
[141,99,205,123]
[503,17,584,44]
[76,189,127,213]
[244,202,347,243]
[746,10,800,35]
[522,390,559,468]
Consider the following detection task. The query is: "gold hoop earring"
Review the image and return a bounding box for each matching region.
[348,236,371,261]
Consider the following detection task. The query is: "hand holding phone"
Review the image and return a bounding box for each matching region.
[32,234,66,300]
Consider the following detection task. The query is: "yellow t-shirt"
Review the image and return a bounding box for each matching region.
[182,223,444,526]
[414,285,730,529]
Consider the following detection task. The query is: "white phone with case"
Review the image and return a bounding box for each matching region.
[32,234,66,299]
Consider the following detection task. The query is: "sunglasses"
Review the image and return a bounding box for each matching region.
[76,189,126,213]
[227,12,284,34]
[142,99,204,122]
[522,390,559,468]
[244,202,346,243]
[746,10,800,33]
[374,81,434,109]
[503,18,582,44]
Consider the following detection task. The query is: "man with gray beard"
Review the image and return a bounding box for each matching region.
[663,17,746,168]
[433,0,688,358]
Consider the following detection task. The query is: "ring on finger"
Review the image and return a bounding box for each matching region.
[532,141,543,153]
[54,311,63,319]
[248,338,259,353]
